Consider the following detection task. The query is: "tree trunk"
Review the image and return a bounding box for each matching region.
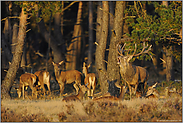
[165,46,174,81]
[54,11,66,55]
[35,5,65,63]
[95,1,109,93]
[1,33,12,68]
[66,1,82,70]
[1,3,28,99]
[88,1,93,71]
[107,1,125,84]
[61,1,64,35]
[12,23,18,54]
[109,1,114,39]
[162,1,174,82]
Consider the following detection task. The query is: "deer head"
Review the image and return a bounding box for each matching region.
[146,82,158,97]
[117,42,152,68]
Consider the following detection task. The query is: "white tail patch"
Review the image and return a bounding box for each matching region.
[89,76,95,87]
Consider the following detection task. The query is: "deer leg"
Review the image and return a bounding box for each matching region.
[41,83,46,97]
[46,83,51,95]
[91,89,94,99]
[128,84,132,100]
[73,83,79,95]
[87,89,91,99]
[59,83,65,96]
[134,83,138,95]
[22,84,24,100]
[143,82,147,96]
[29,85,36,99]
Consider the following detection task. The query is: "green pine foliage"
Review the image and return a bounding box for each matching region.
[124,1,182,61]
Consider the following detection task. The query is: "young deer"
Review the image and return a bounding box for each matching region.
[145,82,160,99]
[117,42,151,100]
[145,82,181,99]
[93,85,127,101]
[16,73,37,100]
[52,61,82,96]
[82,62,97,99]
[34,70,51,96]
[62,84,88,102]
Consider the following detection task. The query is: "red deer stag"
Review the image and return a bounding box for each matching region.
[16,73,37,100]
[52,61,82,96]
[93,85,127,101]
[117,42,151,100]
[62,84,88,102]
[82,62,97,99]
[34,70,51,96]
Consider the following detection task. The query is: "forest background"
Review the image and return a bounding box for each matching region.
[1,1,182,99]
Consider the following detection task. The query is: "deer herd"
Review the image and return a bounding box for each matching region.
[15,42,181,101]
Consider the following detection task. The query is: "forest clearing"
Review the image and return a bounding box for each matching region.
[1,1,182,122]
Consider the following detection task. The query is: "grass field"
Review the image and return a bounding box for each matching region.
[1,95,182,122]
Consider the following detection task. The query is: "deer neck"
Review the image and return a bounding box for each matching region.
[54,67,61,81]
[120,63,136,82]
[120,63,133,74]
[83,68,88,77]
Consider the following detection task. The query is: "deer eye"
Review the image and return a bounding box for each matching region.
[118,57,120,62]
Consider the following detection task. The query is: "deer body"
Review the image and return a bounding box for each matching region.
[62,85,88,102]
[52,61,82,96]
[34,70,50,96]
[17,73,37,99]
[117,42,151,100]
[118,61,149,97]
[93,86,127,101]
[82,62,96,99]
[145,83,181,99]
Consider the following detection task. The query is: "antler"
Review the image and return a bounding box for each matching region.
[133,42,152,57]
[117,43,126,56]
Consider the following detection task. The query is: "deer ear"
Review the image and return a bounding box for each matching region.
[127,55,133,62]
[59,61,64,65]
[88,63,91,68]
[152,83,157,88]
[85,83,89,86]
[52,61,55,65]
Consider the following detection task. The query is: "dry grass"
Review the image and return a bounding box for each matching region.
[1,96,182,122]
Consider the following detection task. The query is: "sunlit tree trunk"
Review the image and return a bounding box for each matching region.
[1,3,28,99]
[88,1,93,71]
[66,1,82,70]
[107,1,125,84]
[36,5,65,63]
[109,1,114,39]
[61,1,64,35]
[162,1,174,82]
[95,1,109,93]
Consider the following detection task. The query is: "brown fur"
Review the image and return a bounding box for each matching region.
[145,83,164,99]
[117,43,151,100]
[52,61,82,96]
[17,73,37,100]
[62,85,88,102]
[82,62,96,99]
[34,70,50,96]
[93,86,127,101]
